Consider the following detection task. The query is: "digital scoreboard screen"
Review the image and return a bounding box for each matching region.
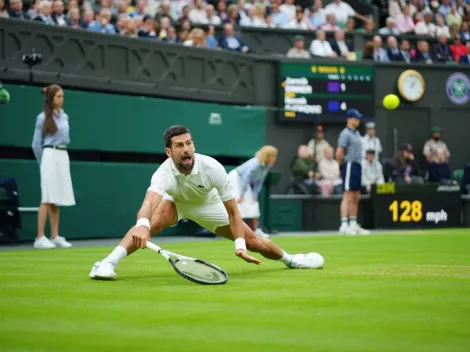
[279,62,375,122]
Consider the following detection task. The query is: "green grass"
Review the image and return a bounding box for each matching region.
[1,229,470,352]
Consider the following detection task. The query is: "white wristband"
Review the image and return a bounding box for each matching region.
[234,238,247,251]
[136,218,150,230]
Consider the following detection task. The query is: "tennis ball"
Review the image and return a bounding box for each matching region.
[0,88,10,105]
[383,94,400,110]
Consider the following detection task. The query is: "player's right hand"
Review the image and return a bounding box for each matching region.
[132,226,151,249]
[236,249,261,265]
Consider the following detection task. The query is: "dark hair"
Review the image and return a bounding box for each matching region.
[41,84,63,135]
[163,125,190,148]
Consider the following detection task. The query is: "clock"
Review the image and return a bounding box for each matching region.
[397,70,426,102]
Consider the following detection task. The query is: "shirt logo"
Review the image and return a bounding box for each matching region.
[197,185,205,188]
[446,72,470,105]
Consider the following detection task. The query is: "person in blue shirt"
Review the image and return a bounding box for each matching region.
[336,109,371,235]
[228,145,278,238]
[31,84,75,249]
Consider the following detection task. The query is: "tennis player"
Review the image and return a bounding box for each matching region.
[90,126,324,280]
[227,146,278,238]
[336,109,370,235]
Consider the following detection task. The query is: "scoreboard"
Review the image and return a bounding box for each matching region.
[278,62,375,122]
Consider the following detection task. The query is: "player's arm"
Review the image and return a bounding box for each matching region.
[336,147,345,165]
[137,191,163,232]
[336,130,349,165]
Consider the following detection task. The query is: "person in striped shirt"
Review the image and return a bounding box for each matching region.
[335,109,371,235]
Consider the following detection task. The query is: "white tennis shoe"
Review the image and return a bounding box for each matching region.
[89,261,117,280]
[289,252,324,269]
[51,236,72,248]
[255,228,269,238]
[349,224,371,235]
[33,236,56,249]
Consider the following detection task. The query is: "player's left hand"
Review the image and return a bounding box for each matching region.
[236,249,261,265]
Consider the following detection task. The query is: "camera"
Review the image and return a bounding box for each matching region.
[22,50,42,67]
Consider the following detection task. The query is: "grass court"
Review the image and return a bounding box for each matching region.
[1,229,469,352]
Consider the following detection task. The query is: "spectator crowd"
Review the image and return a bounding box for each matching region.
[1,0,469,63]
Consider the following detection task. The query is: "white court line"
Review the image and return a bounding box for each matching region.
[18,207,39,212]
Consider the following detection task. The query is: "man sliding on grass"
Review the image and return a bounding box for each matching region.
[90,125,324,280]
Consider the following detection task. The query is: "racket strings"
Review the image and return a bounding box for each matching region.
[174,259,227,283]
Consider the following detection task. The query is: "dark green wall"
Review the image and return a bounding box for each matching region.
[0,84,266,157]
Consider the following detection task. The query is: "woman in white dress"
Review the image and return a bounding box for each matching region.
[32,84,75,249]
[228,145,278,238]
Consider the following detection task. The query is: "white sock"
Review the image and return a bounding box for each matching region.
[349,217,357,227]
[279,250,293,267]
[104,246,127,267]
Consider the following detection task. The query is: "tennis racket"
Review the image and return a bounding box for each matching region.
[146,241,228,285]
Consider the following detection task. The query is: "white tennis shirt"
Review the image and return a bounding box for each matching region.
[148,153,234,205]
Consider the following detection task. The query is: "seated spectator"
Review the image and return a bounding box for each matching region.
[324,0,368,27]
[433,34,454,62]
[428,148,452,183]
[123,19,138,38]
[226,4,240,25]
[8,0,29,19]
[400,39,412,63]
[177,5,191,25]
[0,0,7,18]
[451,35,467,62]
[162,26,180,44]
[26,0,40,19]
[415,11,436,37]
[89,8,116,34]
[383,143,424,184]
[413,40,433,64]
[435,14,450,38]
[344,17,356,32]
[291,145,315,184]
[359,19,376,34]
[396,5,415,34]
[184,28,207,48]
[459,41,470,64]
[286,6,309,29]
[439,0,452,18]
[206,25,219,49]
[252,4,268,27]
[308,124,331,164]
[304,0,326,30]
[310,30,337,58]
[363,40,374,60]
[280,0,296,22]
[51,0,69,26]
[67,7,81,29]
[449,24,461,40]
[330,30,352,59]
[240,5,260,26]
[460,22,470,42]
[129,0,148,18]
[205,4,222,25]
[286,35,311,59]
[34,1,54,25]
[154,1,174,24]
[219,23,248,52]
[386,36,405,61]
[372,35,390,62]
[379,17,400,36]
[463,162,470,194]
[317,146,343,196]
[321,13,341,32]
[361,149,385,193]
[217,1,229,23]
[423,127,451,163]
[388,0,405,19]
[269,0,288,27]
[189,0,207,24]
[138,15,157,38]
[447,3,462,27]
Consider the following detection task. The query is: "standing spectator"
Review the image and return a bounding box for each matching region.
[451,35,467,62]
[361,150,385,193]
[310,30,337,57]
[379,17,400,35]
[336,109,370,235]
[433,34,454,62]
[32,85,75,249]
[286,35,311,58]
[459,41,470,64]
[362,122,382,160]
[227,145,278,238]
[428,149,452,183]
[396,5,415,34]
[219,23,249,52]
[423,127,451,163]
[330,30,353,58]
[372,35,390,62]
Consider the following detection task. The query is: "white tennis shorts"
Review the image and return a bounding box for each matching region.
[227,169,260,219]
[162,194,230,233]
[40,148,76,206]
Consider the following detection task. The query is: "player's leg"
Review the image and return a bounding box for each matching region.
[340,162,352,233]
[90,199,178,280]
[348,163,370,234]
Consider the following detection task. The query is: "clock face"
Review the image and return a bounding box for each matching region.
[399,71,425,102]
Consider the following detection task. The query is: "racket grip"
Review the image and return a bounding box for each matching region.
[146,241,162,253]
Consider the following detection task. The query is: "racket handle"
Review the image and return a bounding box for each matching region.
[146,241,162,253]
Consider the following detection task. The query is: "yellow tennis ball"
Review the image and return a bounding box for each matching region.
[383,94,400,110]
